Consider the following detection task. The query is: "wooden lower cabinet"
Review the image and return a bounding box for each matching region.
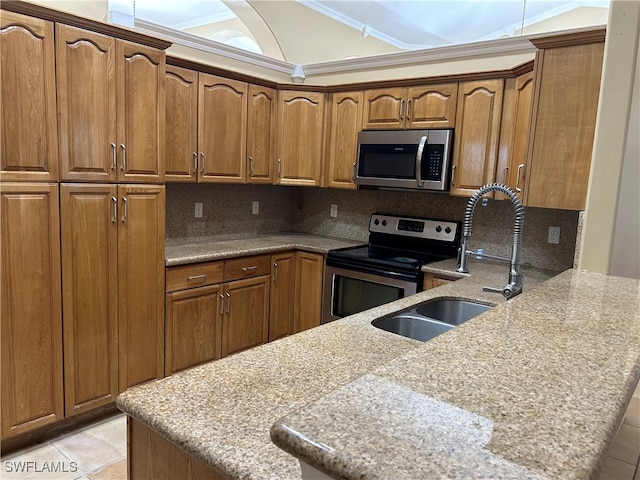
[165,285,223,375]
[293,252,325,334]
[1,183,64,438]
[422,273,457,291]
[269,252,295,341]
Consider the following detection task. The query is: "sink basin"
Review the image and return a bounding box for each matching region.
[372,298,493,342]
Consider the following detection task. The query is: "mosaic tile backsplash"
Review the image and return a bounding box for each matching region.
[166,184,579,272]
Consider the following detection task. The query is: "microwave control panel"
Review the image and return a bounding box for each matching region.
[422,144,445,181]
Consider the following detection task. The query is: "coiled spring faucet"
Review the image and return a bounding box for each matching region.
[457,183,525,299]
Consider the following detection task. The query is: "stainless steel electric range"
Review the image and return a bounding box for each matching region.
[322,213,461,323]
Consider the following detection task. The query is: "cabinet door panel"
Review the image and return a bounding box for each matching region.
[276,91,325,186]
[199,74,247,183]
[165,65,198,182]
[325,91,363,189]
[247,85,275,184]
[222,276,269,357]
[165,285,222,375]
[293,252,324,334]
[269,253,295,341]
[407,84,458,128]
[116,41,165,183]
[362,88,405,129]
[450,80,503,197]
[0,12,58,181]
[118,185,165,391]
[61,184,118,415]
[57,25,117,182]
[1,184,63,438]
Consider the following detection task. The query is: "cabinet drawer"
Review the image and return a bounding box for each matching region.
[166,261,224,292]
[224,254,271,282]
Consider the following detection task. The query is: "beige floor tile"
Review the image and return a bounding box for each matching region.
[625,396,640,429]
[598,456,637,480]
[0,442,81,480]
[50,414,127,475]
[609,423,640,465]
[88,458,127,480]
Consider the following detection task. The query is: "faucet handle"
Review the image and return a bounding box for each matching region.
[483,284,521,299]
[482,285,504,295]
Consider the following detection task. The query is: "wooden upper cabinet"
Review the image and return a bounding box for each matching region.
[496,71,534,201]
[524,42,604,210]
[449,79,504,197]
[0,12,58,182]
[60,184,118,416]
[57,25,117,182]
[1,183,63,438]
[362,84,457,129]
[164,65,198,182]
[276,90,325,186]
[247,84,276,184]
[117,40,165,183]
[325,91,363,189]
[199,74,247,183]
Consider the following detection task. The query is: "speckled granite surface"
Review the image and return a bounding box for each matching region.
[165,233,364,266]
[271,269,640,480]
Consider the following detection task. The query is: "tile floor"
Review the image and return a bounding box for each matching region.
[1,383,639,480]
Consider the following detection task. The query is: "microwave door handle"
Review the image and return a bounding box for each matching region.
[416,135,427,188]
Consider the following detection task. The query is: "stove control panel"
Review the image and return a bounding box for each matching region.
[369,214,458,243]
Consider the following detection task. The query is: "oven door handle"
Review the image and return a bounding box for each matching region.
[416,135,427,188]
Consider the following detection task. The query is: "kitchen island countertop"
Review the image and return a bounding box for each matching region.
[117,253,639,479]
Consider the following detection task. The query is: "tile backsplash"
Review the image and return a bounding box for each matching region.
[166,184,579,272]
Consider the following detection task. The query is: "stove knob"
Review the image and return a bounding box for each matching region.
[445,226,451,234]
[374,219,380,225]
[381,219,387,226]
[435,225,442,233]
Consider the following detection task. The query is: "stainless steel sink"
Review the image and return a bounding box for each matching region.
[372,298,493,342]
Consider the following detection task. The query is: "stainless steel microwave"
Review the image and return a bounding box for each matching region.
[355,129,454,191]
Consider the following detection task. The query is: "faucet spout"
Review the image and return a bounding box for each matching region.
[456,183,525,299]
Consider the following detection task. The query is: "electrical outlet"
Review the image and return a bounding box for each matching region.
[548,226,560,244]
[252,201,259,215]
[330,204,338,218]
[194,202,203,218]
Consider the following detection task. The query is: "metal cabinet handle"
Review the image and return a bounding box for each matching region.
[121,197,128,223]
[277,158,281,177]
[406,99,412,121]
[111,143,117,170]
[451,164,457,186]
[187,274,207,282]
[515,163,524,192]
[242,266,258,273]
[503,166,509,184]
[193,152,198,175]
[225,292,231,313]
[111,196,117,223]
[249,156,254,176]
[120,144,126,172]
[273,262,278,281]
[200,153,205,174]
[400,99,405,121]
[219,294,224,315]
[352,162,357,182]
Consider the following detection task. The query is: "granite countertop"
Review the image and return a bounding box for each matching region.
[114,252,639,480]
[165,233,364,266]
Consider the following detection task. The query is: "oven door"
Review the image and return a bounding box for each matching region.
[322,265,418,324]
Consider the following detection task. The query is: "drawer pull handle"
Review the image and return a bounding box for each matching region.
[187,274,207,282]
[241,266,258,272]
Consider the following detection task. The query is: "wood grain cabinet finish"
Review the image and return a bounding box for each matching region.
[276,90,325,186]
[165,284,223,375]
[117,185,165,392]
[449,79,504,197]
[56,27,165,183]
[0,12,58,182]
[1,183,63,438]
[269,252,295,341]
[496,71,534,201]
[247,84,276,184]
[362,84,457,129]
[292,252,325,334]
[324,91,363,190]
[60,184,118,416]
[524,42,604,210]
[199,74,248,183]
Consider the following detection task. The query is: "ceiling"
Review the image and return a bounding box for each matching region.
[131,0,610,63]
